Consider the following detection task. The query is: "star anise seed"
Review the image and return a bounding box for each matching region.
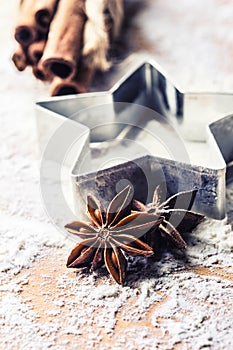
[65,186,163,284]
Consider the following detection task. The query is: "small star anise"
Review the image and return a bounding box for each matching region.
[65,186,163,284]
[133,188,205,251]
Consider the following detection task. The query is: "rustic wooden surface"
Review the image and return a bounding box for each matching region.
[1,247,233,349]
[1,1,233,349]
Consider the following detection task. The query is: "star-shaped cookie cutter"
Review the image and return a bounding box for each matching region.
[36,55,233,223]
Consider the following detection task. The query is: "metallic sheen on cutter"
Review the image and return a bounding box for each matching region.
[36,56,233,221]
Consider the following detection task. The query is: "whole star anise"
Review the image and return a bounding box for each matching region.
[65,186,163,284]
[133,188,205,252]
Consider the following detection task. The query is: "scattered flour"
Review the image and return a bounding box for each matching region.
[1,0,233,349]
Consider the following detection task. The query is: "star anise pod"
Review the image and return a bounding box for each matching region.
[133,188,205,251]
[65,186,163,284]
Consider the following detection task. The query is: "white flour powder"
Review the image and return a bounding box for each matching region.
[1,1,233,349]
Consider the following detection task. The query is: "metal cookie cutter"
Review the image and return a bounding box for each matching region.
[36,55,233,224]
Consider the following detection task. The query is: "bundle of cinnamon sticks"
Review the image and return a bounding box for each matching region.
[12,0,124,96]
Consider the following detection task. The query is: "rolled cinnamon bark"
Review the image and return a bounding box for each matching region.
[15,24,37,47]
[32,62,52,81]
[15,0,38,46]
[12,45,28,71]
[28,40,46,64]
[34,0,59,32]
[41,0,86,79]
[50,66,94,96]
[15,0,58,46]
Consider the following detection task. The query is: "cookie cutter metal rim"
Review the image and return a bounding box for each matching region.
[36,55,233,220]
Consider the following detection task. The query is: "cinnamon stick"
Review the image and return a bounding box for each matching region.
[41,0,86,79]
[15,0,38,46]
[12,45,28,71]
[32,62,52,81]
[15,0,58,47]
[28,40,46,64]
[50,66,94,96]
[34,0,59,32]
